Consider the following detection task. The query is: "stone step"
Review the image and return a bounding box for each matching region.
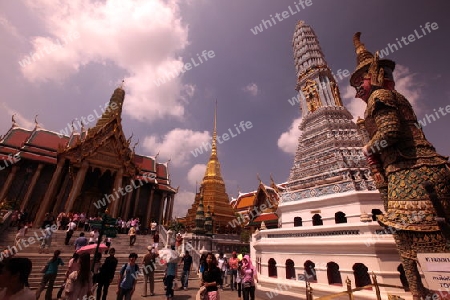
[1,227,197,291]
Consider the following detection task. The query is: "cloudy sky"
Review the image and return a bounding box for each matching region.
[1,0,449,217]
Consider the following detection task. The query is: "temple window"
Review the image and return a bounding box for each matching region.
[335,211,347,224]
[352,263,371,288]
[286,259,295,279]
[371,209,383,221]
[312,214,323,226]
[268,258,277,278]
[304,260,317,282]
[294,216,303,227]
[327,262,343,286]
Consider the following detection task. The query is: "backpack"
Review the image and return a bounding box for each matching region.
[120,263,139,276]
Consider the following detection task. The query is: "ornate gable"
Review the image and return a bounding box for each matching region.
[59,116,138,176]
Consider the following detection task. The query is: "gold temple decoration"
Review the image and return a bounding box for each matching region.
[182,101,236,231]
[302,79,321,112]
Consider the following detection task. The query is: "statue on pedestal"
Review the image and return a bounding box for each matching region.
[350,32,450,300]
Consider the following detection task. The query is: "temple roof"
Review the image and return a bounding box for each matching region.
[0,89,173,185]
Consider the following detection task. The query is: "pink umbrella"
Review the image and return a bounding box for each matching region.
[76,243,108,254]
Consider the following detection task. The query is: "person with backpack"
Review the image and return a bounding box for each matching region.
[141,246,158,297]
[97,248,118,300]
[36,250,64,300]
[117,252,139,300]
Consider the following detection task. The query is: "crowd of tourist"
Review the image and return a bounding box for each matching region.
[1,213,258,300]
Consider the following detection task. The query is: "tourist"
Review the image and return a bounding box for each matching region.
[129,225,137,246]
[39,225,53,254]
[89,229,99,245]
[179,250,193,290]
[198,253,207,281]
[164,247,178,300]
[15,224,27,248]
[65,252,93,300]
[201,252,222,300]
[150,220,157,236]
[92,252,102,285]
[97,248,118,300]
[236,259,243,299]
[142,246,157,297]
[153,231,159,249]
[0,257,34,300]
[36,250,64,300]
[241,255,257,300]
[175,233,183,254]
[57,252,80,299]
[217,252,228,290]
[104,236,112,254]
[228,251,239,291]
[65,219,77,245]
[74,232,88,251]
[117,252,139,299]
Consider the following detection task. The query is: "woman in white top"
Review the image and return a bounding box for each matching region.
[0,257,35,300]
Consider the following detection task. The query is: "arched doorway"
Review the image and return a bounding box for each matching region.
[268,258,277,278]
[304,260,317,282]
[286,259,295,279]
[294,217,302,227]
[327,262,342,286]
[353,263,371,288]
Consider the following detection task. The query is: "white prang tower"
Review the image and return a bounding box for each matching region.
[288,20,373,192]
[251,21,412,300]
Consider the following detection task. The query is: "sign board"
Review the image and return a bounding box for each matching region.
[417,253,450,295]
[417,253,450,272]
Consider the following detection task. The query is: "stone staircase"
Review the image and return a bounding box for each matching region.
[0,226,188,289]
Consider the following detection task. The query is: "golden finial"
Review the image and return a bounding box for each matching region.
[127,133,133,145]
[257,173,262,183]
[132,139,139,152]
[11,114,17,127]
[211,100,218,156]
[119,80,125,89]
[34,115,40,129]
[155,151,160,160]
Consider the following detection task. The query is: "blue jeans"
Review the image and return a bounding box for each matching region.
[181,270,190,288]
[165,275,175,297]
[116,287,132,300]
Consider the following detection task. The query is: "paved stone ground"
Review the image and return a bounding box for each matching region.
[44,277,285,300]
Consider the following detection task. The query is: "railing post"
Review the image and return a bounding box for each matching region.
[371,272,382,300]
[346,277,354,300]
[306,281,314,300]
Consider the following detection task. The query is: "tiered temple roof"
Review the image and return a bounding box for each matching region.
[0,87,176,226]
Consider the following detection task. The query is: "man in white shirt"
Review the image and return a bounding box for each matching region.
[65,221,77,245]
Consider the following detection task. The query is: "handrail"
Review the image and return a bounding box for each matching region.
[314,273,407,300]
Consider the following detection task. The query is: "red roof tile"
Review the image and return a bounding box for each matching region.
[156,163,167,179]
[134,155,155,172]
[253,213,278,222]
[2,128,32,148]
[28,130,68,151]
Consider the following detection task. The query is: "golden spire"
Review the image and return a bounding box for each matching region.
[204,101,222,178]
[91,87,125,132]
[211,100,218,157]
